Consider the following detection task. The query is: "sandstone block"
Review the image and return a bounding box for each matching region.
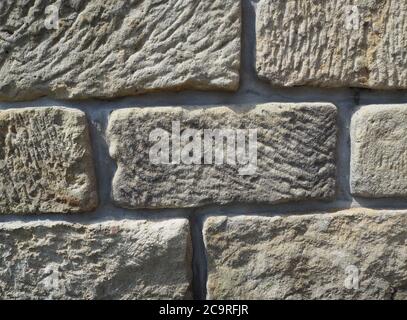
[256,0,407,89]
[0,219,192,299]
[351,105,407,198]
[204,209,407,300]
[0,107,98,214]
[107,103,337,209]
[0,0,241,101]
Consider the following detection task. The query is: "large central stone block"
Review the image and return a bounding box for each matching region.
[0,107,98,214]
[107,103,337,209]
[0,219,192,299]
[0,0,241,101]
[256,0,407,89]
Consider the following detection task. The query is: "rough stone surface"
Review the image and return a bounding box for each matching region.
[107,103,337,209]
[351,105,407,198]
[0,219,192,299]
[0,0,240,101]
[256,0,407,89]
[204,209,407,300]
[0,107,98,214]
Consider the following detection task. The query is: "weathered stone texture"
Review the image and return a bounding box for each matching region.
[0,107,97,214]
[204,209,407,300]
[256,0,407,89]
[0,0,240,101]
[107,103,337,209]
[351,105,407,198]
[0,219,192,299]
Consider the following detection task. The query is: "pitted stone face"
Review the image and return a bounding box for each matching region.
[204,210,407,300]
[0,107,98,214]
[0,0,240,101]
[256,0,407,89]
[107,103,337,209]
[351,105,407,198]
[0,219,192,299]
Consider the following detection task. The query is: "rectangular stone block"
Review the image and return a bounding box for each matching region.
[0,107,98,214]
[0,0,240,101]
[107,103,337,209]
[0,219,192,299]
[351,105,407,198]
[204,209,407,300]
[256,0,407,89]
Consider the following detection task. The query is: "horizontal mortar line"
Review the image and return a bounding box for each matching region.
[2,198,407,224]
[1,96,406,112]
[1,90,405,109]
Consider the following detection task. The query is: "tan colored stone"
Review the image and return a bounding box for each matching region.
[256,0,407,89]
[0,107,98,214]
[204,209,407,299]
[351,105,407,198]
[0,219,192,299]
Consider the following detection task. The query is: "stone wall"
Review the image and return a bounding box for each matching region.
[0,0,406,300]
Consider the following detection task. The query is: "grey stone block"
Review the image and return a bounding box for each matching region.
[107,103,337,209]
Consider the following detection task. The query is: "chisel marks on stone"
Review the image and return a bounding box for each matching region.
[256,0,407,89]
[0,107,98,214]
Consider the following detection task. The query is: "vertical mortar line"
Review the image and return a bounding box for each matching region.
[189,211,208,300]
[87,108,103,212]
[349,88,362,203]
[240,0,257,89]
[335,99,355,206]
[90,107,115,211]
